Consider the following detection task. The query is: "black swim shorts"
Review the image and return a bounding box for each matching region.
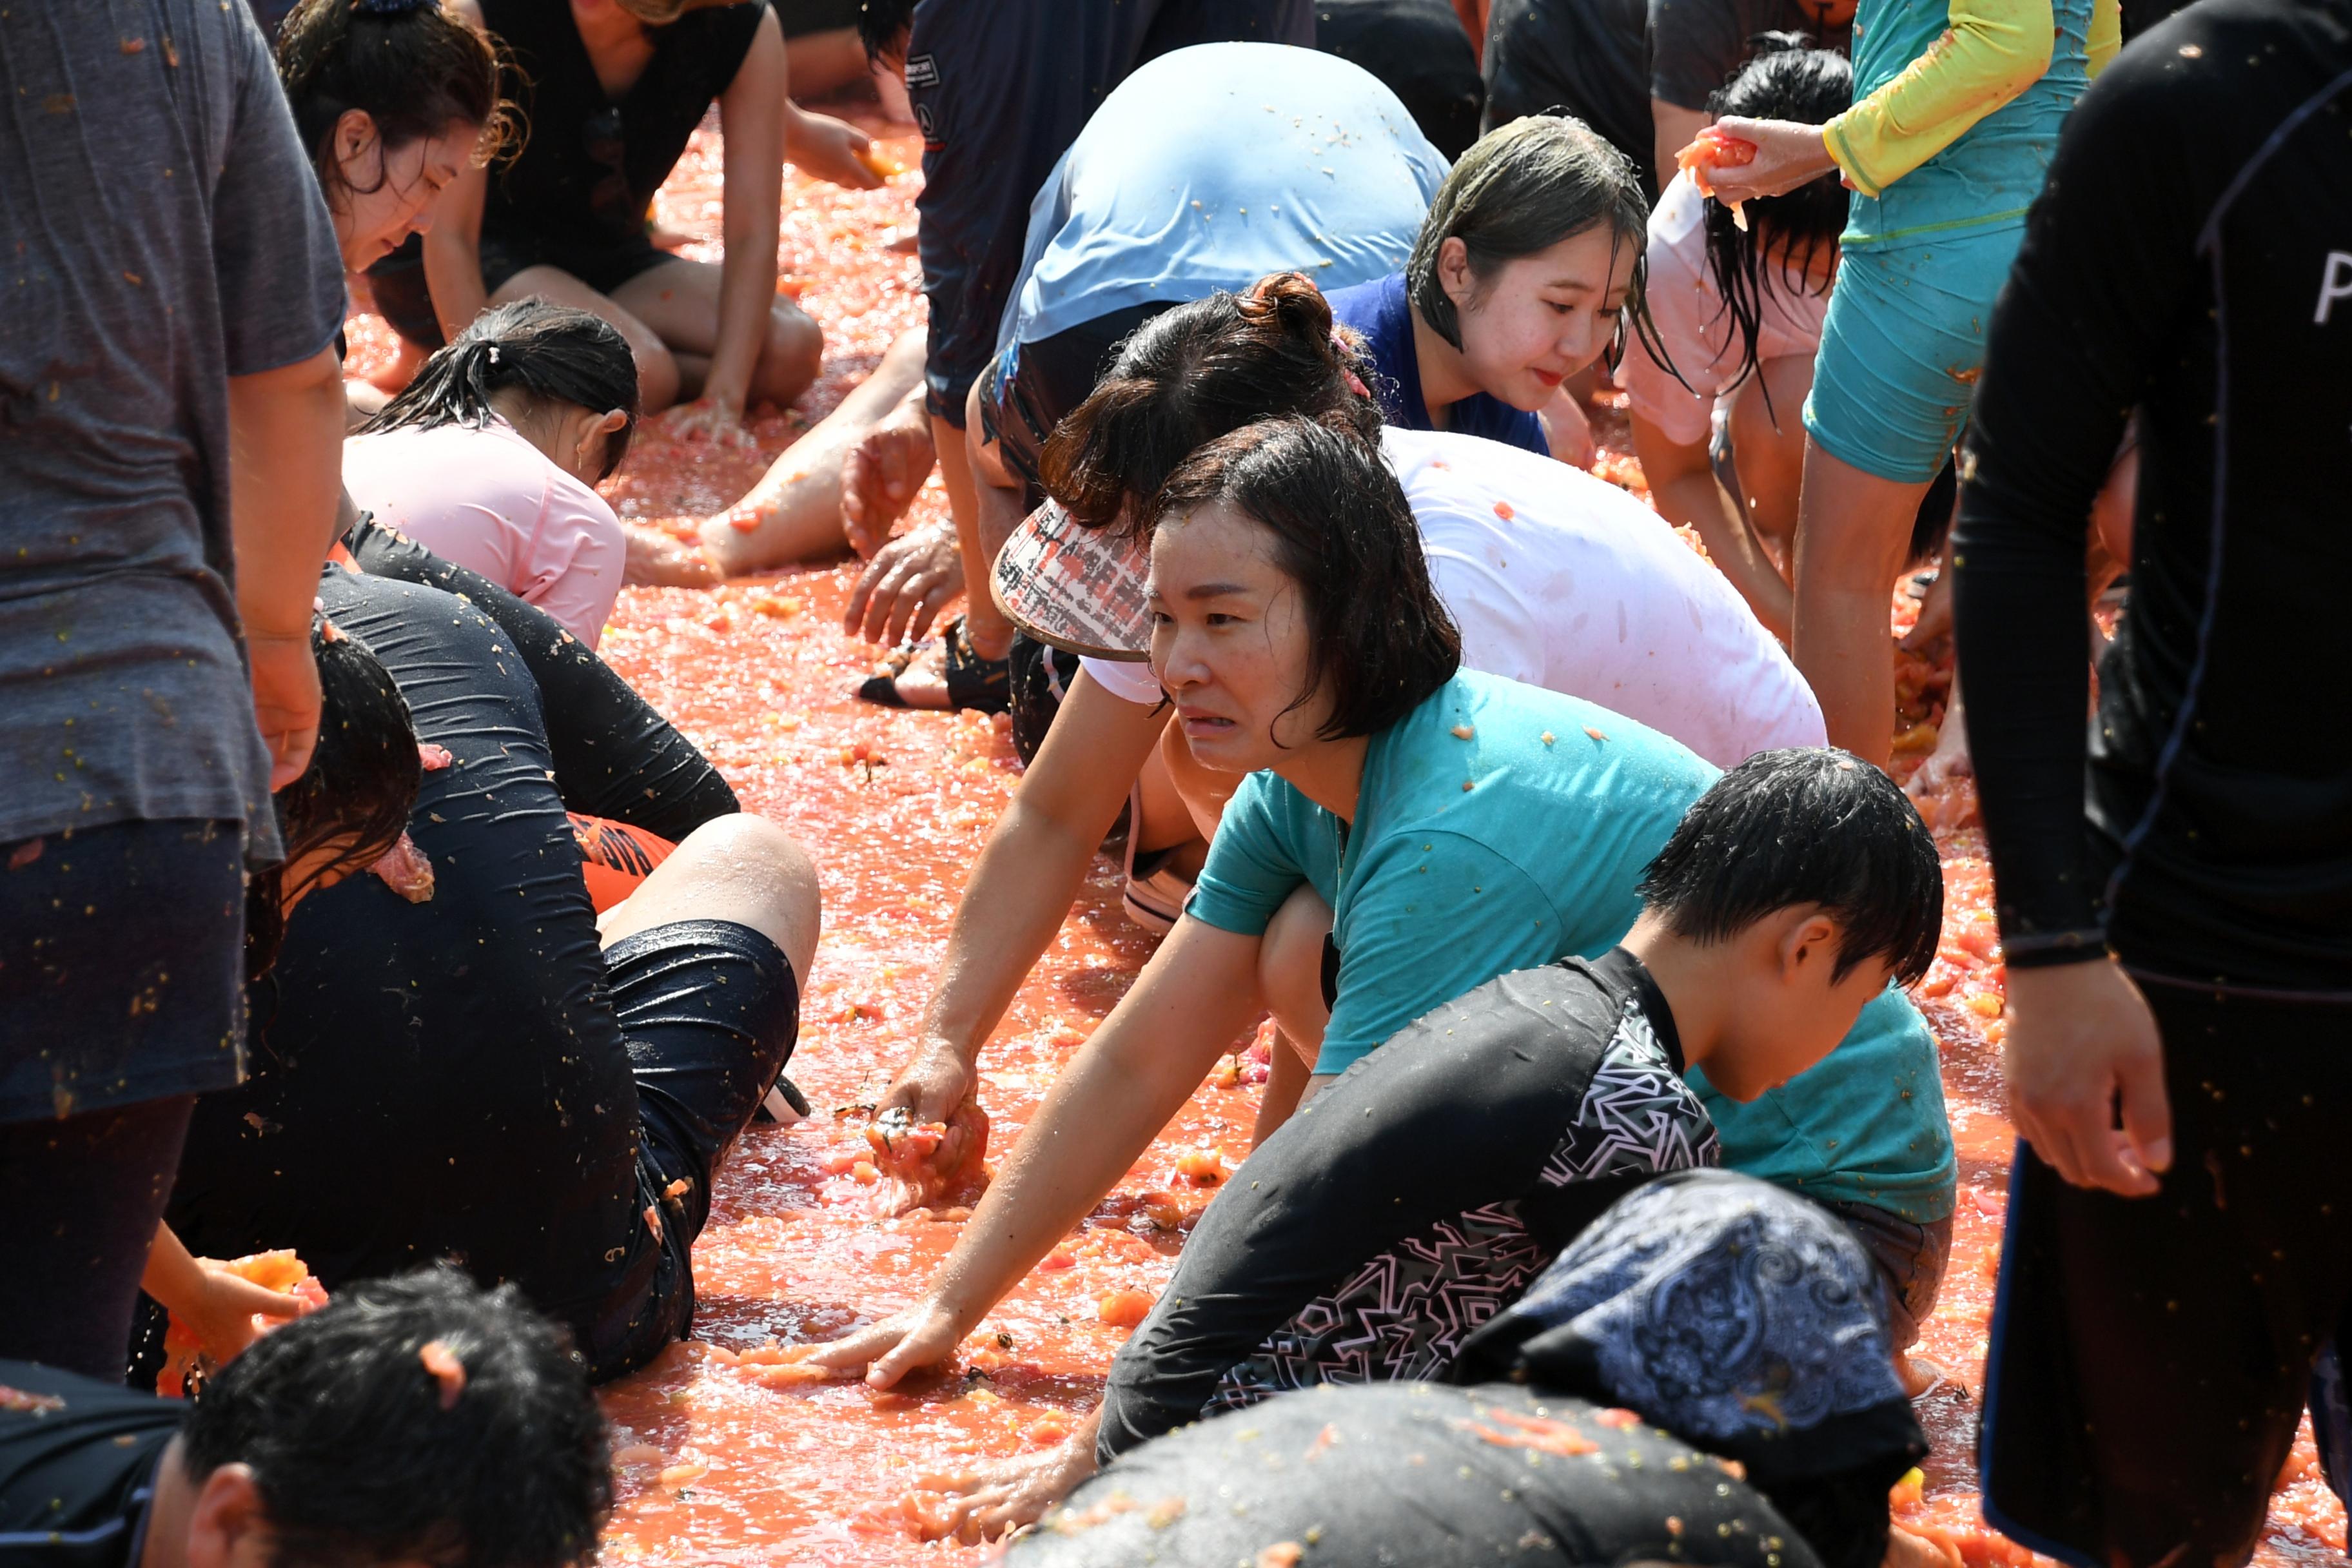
[578,917,802,1380]
[0,818,246,1125]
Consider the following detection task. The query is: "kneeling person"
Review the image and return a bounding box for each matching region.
[168,528,819,1381]
[954,749,1943,1527]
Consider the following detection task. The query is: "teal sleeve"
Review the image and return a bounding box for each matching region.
[1184,774,1310,939]
[1689,988,1956,1223]
[1315,836,1569,1074]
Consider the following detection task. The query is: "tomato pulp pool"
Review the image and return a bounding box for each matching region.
[336,107,2347,1567]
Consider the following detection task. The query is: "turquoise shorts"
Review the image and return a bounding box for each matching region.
[1803,222,2026,484]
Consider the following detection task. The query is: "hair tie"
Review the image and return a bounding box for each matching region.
[487,346,500,364]
[353,0,435,15]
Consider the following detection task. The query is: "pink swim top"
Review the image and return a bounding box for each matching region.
[342,417,626,647]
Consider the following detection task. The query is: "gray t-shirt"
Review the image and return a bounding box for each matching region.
[0,0,346,861]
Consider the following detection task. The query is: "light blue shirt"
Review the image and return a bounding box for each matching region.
[1186,670,1955,1222]
[995,41,1448,351]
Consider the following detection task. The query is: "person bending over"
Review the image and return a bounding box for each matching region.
[813,418,1951,1393]
[1481,0,1855,195]
[875,277,1877,1194]
[932,750,1941,1536]
[136,613,426,1379]
[270,0,507,420]
[1622,39,1850,639]
[345,301,635,646]
[847,0,1316,718]
[369,0,828,431]
[847,41,1446,709]
[1950,0,2352,1560]
[168,526,819,1380]
[995,1171,1932,1565]
[1326,115,1652,466]
[1311,0,1487,158]
[0,0,346,1380]
[1694,0,2117,761]
[0,1269,609,1568]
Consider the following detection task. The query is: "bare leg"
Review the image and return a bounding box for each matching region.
[490,264,683,413]
[1251,1028,1316,1150]
[784,28,870,98]
[598,814,823,986]
[700,326,932,576]
[1726,353,1813,571]
[611,256,825,413]
[1791,440,1933,766]
[1247,886,1333,1142]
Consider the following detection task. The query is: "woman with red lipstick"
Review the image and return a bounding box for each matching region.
[1326,113,1655,464]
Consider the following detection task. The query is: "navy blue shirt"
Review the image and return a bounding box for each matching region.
[1328,272,1549,456]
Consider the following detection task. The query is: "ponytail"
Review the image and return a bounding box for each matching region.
[1040,272,1385,535]
[275,0,511,207]
[361,300,642,478]
[1701,36,1852,418]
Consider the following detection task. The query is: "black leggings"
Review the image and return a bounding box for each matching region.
[0,1097,193,1379]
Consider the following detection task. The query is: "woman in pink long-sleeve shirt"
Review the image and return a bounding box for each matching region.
[344,300,636,647]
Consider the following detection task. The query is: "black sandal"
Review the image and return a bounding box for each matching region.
[855,614,1012,715]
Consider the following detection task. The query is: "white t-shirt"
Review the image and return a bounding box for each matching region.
[1615,171,1832,449]
[342,417,627,649]
[1082,427,1825,768]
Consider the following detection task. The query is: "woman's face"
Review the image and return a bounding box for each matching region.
[1440,226,1638,411]
[1147,502,1334,775]
[329,110,475,270]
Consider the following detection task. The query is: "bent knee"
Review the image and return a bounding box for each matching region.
[756,306,824,406]
[1257,885,1333,1044]
[678,814,823,976]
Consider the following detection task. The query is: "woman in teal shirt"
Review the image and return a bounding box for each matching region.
[806,417,1952,1457]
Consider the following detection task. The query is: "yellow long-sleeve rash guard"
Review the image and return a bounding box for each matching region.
[1823,0,2115,197]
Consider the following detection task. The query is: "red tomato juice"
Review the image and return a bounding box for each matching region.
[336,110,2345,1567]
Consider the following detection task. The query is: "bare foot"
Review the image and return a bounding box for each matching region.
[903,1438,1099,1544]
[623,523,722,588]
[1886,1524,1965,1568]
[1899,1353,1952,1400]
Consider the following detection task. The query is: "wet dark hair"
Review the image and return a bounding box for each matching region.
[1144,417,1460,741]
[1701,37,1852,414]
[244,615,421,984]
[858,0,917,61]
[275,0,511,208]
[1636,749,1943,985]
[1041,273,1385,534]
[362,300,641,480]
[1407,115,1665,373]
[182,1267,612,1568]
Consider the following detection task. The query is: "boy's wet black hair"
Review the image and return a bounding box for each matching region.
[857,0,917,62]
[1144,416,1460,741]
[362,300,642,480]
[1700,36,1852,418]
[181,1268,612,1568]
[244,615,422,984]
[1636,749,1943,985]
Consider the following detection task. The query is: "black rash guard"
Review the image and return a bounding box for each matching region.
[1950,0,2352,992]
[1095,948,1719,1462]
[347,514,738,840]
[169,565,783,1380]
[0,1361,181,1568]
